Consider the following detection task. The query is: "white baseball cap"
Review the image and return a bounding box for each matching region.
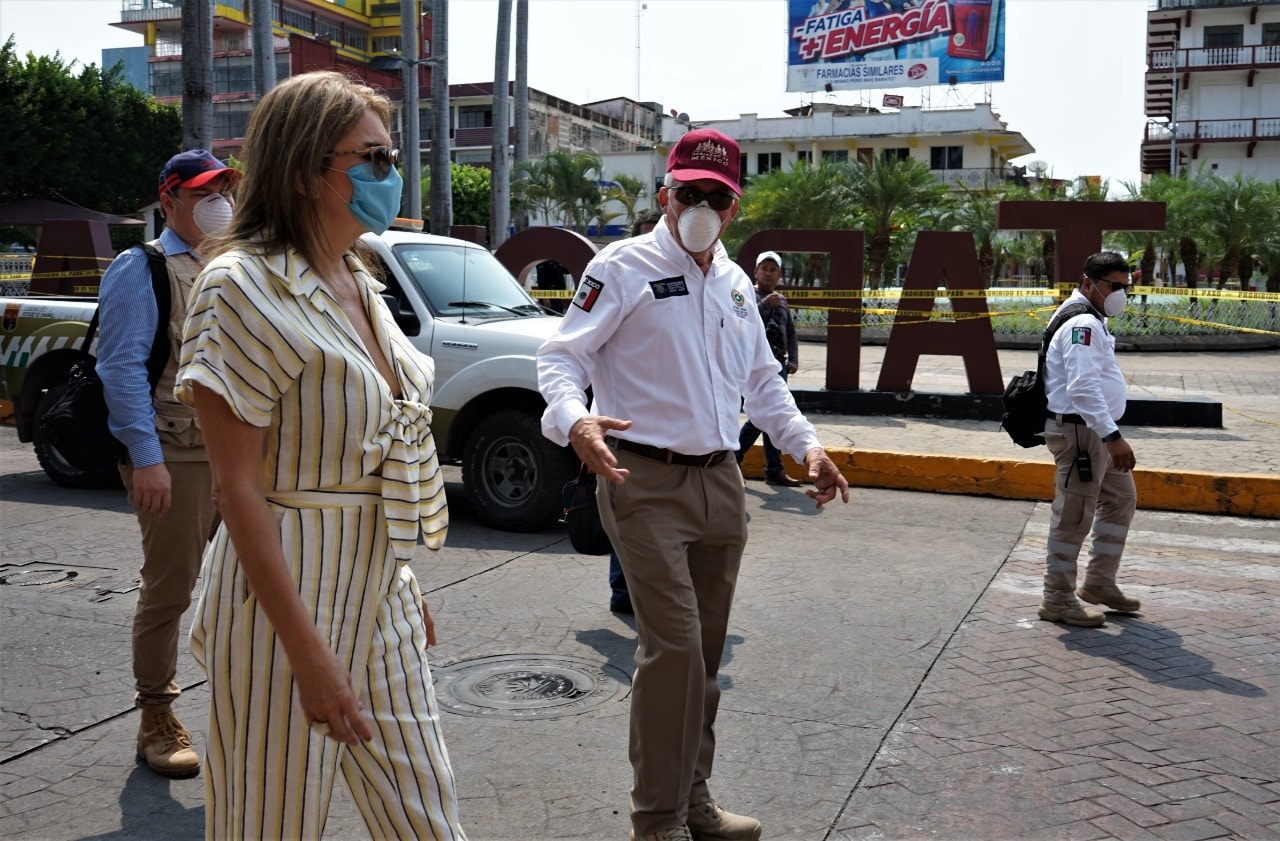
[755,251,782,268]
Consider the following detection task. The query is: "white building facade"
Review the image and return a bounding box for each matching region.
[1142,0,1280,179]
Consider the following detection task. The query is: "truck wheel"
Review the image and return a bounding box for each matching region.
[32,382,123,490]
[462,409,577,532]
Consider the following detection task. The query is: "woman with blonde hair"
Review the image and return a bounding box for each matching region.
[177,70,467,839]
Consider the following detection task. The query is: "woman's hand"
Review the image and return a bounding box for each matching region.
[292,643,373,745]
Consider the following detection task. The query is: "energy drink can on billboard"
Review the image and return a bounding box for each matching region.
[948,0,1000,61]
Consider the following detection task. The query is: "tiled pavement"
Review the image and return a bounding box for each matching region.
[833,507,1280,841]
[2,344,1278,840]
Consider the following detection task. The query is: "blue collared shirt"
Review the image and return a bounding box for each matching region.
[96,227,197,468]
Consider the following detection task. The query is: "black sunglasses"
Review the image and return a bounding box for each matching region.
[327,145,399,180]
[1094,277,1132,292]
[670,185,736,212]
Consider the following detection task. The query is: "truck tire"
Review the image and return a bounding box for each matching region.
[32,382,123,490]
[462,408,577,532]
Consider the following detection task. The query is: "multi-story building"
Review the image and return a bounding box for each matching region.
[105,0,661,168]
[594,102,1036,224]
[1142,0,1280,179]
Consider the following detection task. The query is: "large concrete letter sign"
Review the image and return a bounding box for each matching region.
[996,202,1167,283]
[31,221,114,296]
[877,231,1003,394]
[738,229,865,390]
[495,227,599,288]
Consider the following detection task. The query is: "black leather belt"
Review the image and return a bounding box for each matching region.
[1046,411,1086,425]
[605,436,729,468]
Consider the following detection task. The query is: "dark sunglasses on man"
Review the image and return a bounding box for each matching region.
[326,145,400,180]
[670,185,736,212]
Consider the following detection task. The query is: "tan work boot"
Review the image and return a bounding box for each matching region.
[1038,598,1105,628]
[629,828,693,841]
[687,800,762,841]
[1078,583,1142,613]
[137,709,200,778]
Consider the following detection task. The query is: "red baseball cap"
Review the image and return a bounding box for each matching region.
[158,149,239,195]
[666,129,741,196]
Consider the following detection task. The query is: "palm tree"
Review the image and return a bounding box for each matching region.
[943,185,1003,287]
[604,173,647,233]
[490,0,512,248]
[511,157,557,224]
[845,156,950,288]
[1204,174,1280,288]
[1164,167,1215,289]
[428,0,452,236]
[180,0,213,149]
[512,0,529,231]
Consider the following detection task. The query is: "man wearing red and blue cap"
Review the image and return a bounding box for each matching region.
[97,148,239,778]
[538,129,850,841]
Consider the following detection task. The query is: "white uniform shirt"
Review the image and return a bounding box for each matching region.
[537,218,821,459]
[1043,289,1127,438]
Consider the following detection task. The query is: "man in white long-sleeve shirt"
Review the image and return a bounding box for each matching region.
[536,129,849,841]
[97,150,238,776]
[1039,251,1141,628]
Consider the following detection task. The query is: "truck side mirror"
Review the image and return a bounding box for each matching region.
[381,292,421,336]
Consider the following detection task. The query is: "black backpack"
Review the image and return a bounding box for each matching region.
[1000,302,1093,448]
[38,243,172,470]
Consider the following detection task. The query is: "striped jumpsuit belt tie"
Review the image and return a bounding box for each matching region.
[263,396,449,559]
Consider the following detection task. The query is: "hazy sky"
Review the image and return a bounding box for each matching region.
[1,0,1150,189]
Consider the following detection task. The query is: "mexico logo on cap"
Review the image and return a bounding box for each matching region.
[691,140,729,169]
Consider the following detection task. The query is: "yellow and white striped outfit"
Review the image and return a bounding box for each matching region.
[177,246,465,840]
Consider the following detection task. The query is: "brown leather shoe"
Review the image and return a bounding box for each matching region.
[764,472,801,487]
[137,709,200,778]
[687,800,762,841]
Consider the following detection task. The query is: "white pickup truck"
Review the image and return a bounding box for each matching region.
[0,229,578,533]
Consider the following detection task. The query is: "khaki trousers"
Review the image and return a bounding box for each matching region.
[121,451,216,711]
[1043,418,1137,602]
[597,448,747,836]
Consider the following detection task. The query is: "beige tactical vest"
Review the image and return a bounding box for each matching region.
[147,238,206,461]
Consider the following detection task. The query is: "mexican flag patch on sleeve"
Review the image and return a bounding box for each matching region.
[1070,326,1092,345]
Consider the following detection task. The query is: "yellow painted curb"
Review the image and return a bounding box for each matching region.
[741,447,1280,519]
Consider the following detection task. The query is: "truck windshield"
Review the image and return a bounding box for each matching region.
[392,243,542,319]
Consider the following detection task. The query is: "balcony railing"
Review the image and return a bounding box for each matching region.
[1143,117,1280,143]
[1150,0,1280,9]
[931,168,1015,188]
[1150,44,1280,71]
[119,0,180,23]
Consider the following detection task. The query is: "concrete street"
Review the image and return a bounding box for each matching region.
[1,345,1277,840]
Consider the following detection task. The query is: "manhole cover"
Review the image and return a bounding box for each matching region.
[433,654,630,720]
[0,568,77,586]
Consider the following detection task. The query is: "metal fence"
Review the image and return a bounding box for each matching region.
[790,289,1280,338]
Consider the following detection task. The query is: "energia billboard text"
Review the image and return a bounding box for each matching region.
[787,0,1005,92]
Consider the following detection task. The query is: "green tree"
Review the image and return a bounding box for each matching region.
[603,173,648,233]
[726,159,856,283]
[0,38,182,212]
[517,150,602,233]
[846,156,950,288]
[424,163,491,229]
[1164,167,1215,289]
[1204,174,1280,288]
[941,185,1002,287]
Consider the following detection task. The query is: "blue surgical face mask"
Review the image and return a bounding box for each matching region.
[325,161,403,235]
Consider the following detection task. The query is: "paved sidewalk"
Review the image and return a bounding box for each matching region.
[1,345,1277,841]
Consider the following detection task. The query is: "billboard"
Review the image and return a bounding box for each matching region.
[787,0,1005,93]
